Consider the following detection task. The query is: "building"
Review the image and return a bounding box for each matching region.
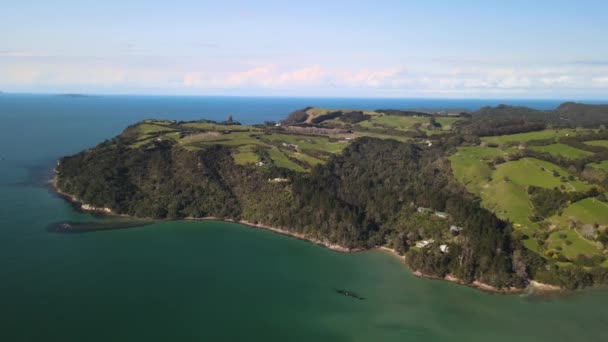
[415,239,434,248]
[439,244,449,253]
[434,211,449,219]
[449,225,462,235]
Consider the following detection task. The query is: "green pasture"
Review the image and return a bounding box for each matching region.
[481,129,578,145]
[529,143,593,159]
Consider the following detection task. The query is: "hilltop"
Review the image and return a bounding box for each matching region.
[474,102,608,128]
[55,103,608,292]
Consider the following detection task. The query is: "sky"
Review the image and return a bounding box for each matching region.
[1,0,608,99]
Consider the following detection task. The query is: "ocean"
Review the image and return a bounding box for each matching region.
[1,94,607,341]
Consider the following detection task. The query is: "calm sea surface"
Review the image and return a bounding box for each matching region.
[1,94,607,341]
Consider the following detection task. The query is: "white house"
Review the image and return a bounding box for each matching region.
[439,244,449,253]
[415,239,435,248]
[434,211,449,219]
[449,225,462,233]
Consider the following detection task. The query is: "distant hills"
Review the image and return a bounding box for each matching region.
[474,102,608,127]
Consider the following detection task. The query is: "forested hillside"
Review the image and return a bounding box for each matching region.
[56,102,608,290]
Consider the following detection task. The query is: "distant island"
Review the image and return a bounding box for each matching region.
[54,103,608,292]
[57,93,90,98]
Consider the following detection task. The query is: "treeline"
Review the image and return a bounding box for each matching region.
[528,186,600,221]
[281,107,312,125]
[458,117,547,137]
[339,111,370,124]
[473,102,608,128]
[374,109,433,117]
[309,111,343,124]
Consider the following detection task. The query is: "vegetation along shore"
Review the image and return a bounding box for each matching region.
[53,104,608,293]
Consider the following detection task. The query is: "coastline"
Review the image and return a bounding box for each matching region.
[49,171,562,295]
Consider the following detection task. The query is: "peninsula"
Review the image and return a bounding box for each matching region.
[54,104,608,292]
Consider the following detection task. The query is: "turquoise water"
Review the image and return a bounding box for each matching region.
[1,94,607,341]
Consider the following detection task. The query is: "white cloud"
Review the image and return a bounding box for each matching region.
[2,55,608,97]
[592,76,608,86]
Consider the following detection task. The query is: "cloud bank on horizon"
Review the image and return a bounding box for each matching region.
[1,0,607,98]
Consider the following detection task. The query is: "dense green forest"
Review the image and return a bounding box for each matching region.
[56,102,608,290]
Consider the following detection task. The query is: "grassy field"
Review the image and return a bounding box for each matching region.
[180,122,258,132]
[549,198,608,227]
[449,146,515,193]
[456,156,588,238]
[357,115,429,131]
[481,129,578,145]
[136,123,176,134]
[529,143,593,159]
[232,145,260,165]
[182,131,266,147]
[451,128,607,263]
[286,150,324,166]
[261,133,349,154]
[586,160,608,171]
[585,140,608,148]
[546,229,602,259]
[353,131,411,142]
[267,148,305,172]
[503,158,588,191]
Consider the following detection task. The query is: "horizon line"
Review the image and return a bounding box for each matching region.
[2,91,608,103]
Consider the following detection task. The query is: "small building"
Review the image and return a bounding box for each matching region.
[449,225,462,233]
[415,239,435,248]
[439,244,449,253]
[417,207,432,214]
[255,161,265,167]
[275,122,282,127]
[434,211,449,219]
[268,177,289,183]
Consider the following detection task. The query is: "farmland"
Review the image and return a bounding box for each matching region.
[451,129,608,266]
[124,109,453,172]
[529,143,593,159]
[480,129,578,145]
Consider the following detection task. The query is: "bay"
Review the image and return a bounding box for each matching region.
[1,94,607,341]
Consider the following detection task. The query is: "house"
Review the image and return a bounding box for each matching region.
[449,225,462,233]
[439,244,449,253]
[425,140,433,147]
[415,239,434,248]
[434,211,449,219]
[275,122,282,127]
[417,207,432,213]
[255,161,265,167]
[268,177,289,183]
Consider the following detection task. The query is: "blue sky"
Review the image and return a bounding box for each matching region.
[1,0,608,98]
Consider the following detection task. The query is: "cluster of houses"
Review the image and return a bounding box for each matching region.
[414,239,450,253]
[413,226,461,251]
